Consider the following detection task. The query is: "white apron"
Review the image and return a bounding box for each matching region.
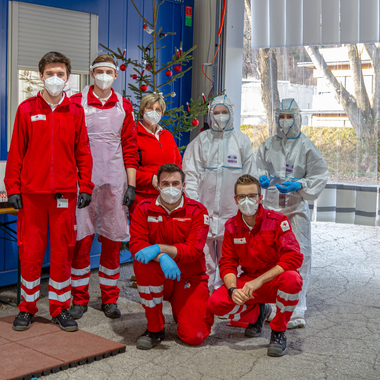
[76,86,129,241]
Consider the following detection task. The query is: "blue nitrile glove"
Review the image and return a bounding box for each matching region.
[275,181,302,194]
[158,254,181,281]
[259,176,270,189]
[135,244,160,264]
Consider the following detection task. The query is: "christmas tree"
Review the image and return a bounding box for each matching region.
[100,0,217,147]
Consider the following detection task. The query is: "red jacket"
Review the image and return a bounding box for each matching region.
[136,121,182,196]
[220,205,303,280]
[130,195,210,281]
[71,86,139,169]
[5,93,94,196]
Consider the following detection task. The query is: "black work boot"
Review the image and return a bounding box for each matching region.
[267,330,287,357]
[245,303,271,337]
[101,303,121,319]
[12,312,35,331]
[69,304,88,320]
[51,309,78,332]
[136,328,165,350]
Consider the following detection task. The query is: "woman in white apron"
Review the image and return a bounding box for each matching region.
[69,55,138,319]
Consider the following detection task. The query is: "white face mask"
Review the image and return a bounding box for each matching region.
[279,119,294,134]
[213,114,230,130]
[94,73,114,90]
[144,110,162,125]
[159,186,182,204]
[238,197,260,216]
[44,76,66,97]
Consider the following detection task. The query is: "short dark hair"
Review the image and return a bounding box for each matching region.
[157,164,185,184]
[39,52,71,75]
[234,174,261,195]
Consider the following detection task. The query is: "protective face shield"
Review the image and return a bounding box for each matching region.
[213,113,230,131]
[94,73,114,90]
[275,98,301,138]
[144,110,162,125]
[279,117,294,135]
[44,76,66,97]
[209,94,234,132]
[238,197,260,216]
[159,186,182,204]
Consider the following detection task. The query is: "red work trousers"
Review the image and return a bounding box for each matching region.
[17,193,77,318]
[134,260,214,346]
[208,271,303,332]
[71,235,121,305]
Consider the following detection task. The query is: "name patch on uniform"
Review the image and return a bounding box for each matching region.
[280,220,290,232]
[148,216,163,223]
[204,214,210,225]
[31,114,46,122]
[234,238,246,244]
[228,155,237,163]
[173,217,192,222]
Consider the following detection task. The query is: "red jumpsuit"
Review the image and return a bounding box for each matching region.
[129,121,182,216]
[208,206,303,332]
[130,195,214,346]
[4,93,93,317]
[70,87,139,305]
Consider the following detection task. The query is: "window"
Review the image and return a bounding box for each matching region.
[7,1,98,147]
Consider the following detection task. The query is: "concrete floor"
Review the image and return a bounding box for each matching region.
[1,221,380,380]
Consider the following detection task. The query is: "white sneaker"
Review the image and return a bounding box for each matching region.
[287,318,306,329]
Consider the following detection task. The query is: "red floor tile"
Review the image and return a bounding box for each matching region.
[0,342,64,380]
[0,315,60,342]
[20,330,126,363]
[0,315,126,380]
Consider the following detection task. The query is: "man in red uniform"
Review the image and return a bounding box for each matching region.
[5,52,94,332]
[69,54,138,320]
[208,175,303,356]
[130,164,213,350]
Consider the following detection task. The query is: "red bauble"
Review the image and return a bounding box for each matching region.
[140,84,148,92]
[143,24,147,30]
[174,64,182,72]
[166,69,173,77]
[192,119,199,126]
[120,64,127,71]
[146,65,152,71]
[132,74,138,80]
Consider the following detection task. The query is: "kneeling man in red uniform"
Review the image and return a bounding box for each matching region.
[130,164,214,350]
[208,175,303,356]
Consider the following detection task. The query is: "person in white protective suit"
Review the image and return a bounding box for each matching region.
[256,98,328,328]
[182,94,257,292]
[69,55,139,320]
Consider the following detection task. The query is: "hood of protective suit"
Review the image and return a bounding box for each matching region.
[208,94,234,132]
[275,98,302,139]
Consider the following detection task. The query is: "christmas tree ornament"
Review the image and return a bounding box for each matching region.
[174,64,182,73]
[186,102,190,112]
[120,64,127,71]
[166,69,173,77]
[146,65,152,71]
[202,93,206,102]
[171,92,176,97]
[132,74,138,80]
[192,119,199,126]
[143,24,147,30]
[141,69,145,76]
[140,84,147,92]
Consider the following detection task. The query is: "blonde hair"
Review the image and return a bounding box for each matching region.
[139,93,166,116]
[234,175,261,195]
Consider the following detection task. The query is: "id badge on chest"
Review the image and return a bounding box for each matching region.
[55,193,68,208]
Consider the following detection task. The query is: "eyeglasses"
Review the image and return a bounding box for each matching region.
[146,106,162,114]
[235,193,260,202]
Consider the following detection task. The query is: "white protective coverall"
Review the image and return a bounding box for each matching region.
[183,94,257,291]
[256,98,328,327]
[76,86,129,241]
